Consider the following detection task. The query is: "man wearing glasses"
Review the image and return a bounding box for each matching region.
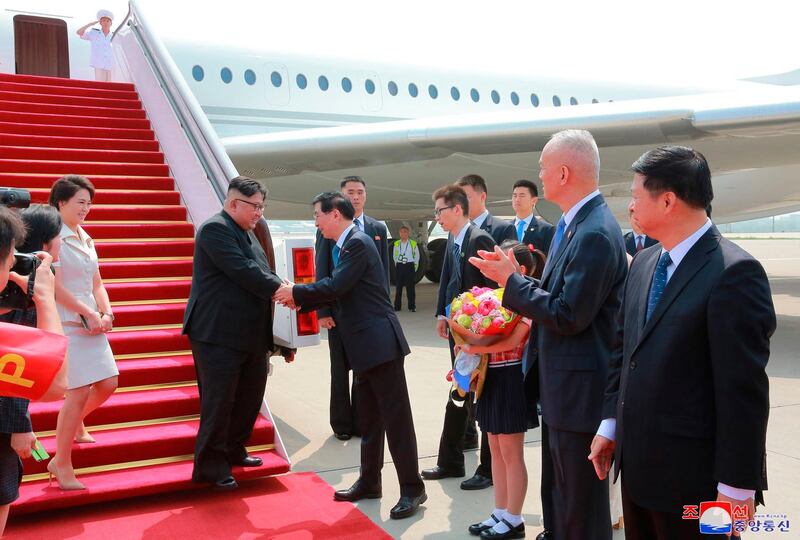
[421,184,497,484]
[183,176,284,491]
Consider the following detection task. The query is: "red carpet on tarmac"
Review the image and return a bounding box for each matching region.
[5,472,391,540]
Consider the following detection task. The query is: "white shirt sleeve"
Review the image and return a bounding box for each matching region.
[717,483,756,501]
[596,418,617,441]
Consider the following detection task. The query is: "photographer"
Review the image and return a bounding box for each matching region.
[0,205,68,536]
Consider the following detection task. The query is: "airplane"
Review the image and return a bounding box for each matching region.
[3,0,800,282]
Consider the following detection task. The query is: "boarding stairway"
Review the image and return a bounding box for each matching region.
[2,12,289,515]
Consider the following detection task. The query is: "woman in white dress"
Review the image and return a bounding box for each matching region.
[46,175,118,490]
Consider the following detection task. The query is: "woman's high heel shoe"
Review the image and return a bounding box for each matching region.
[75,423,96,443]
[47,460,86,491]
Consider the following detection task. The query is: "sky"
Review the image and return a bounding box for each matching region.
[123,0,800,84]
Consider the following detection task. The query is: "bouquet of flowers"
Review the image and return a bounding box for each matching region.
[445,287,520,402]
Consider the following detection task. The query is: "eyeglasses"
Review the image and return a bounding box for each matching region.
[433,205,454,217]
[235,199,265,212]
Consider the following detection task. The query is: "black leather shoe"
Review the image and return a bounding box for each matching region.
[334,432,352,441]
[212,476,238,491]
[421,465,465,480]
[232,456,262,467]
[394,307,402,311]
[333,481,382,502]
[389,491,427,519]
[461,473,493,490]
[480,519,525,539]
[535,530,552,540]
[469,513,501,535]
[410,307,416,312]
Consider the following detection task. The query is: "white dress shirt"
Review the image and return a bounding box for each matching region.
[472,209,490,229]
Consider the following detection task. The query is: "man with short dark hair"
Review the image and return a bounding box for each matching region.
[623,208,657,257]
[392,225,419,312]
[590,146,774,540]
[457,174,516,245]
[183,176,284,491]
[421,184,497,490]
[274,192,426,519]
[512,179,556,255]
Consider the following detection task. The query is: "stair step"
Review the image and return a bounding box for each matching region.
[0,72,136,91]
[30,384,200,431]
[0,80,139,101]
[116,353,196,387]
[22,417,274,476]
[106,326,190,355]
[0,89,142,109]
[0,99,147,119]
[100,259,192,280]
[113,302,187,328]
[0,133,159,151]
[84,222,194,239]
[0,173,174,191]
[29,188,181,206]
[0,120,154,140]
[1,146,164,164]
[106,279,192,303]
[0,158,168,177]
[0,110,151,129]
[96,240,194,259]
[11,448,289,515]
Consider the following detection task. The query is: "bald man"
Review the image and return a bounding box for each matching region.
[471,130,628,540]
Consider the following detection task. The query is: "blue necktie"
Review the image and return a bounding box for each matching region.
[516,219,526,242]
[354,217,361,231]
[332,244,341,267]
[646,252,672,322]
[451,242,462,282]
[549,216,566,255]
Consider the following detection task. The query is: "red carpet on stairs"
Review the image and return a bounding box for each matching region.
[5,473,391,540]
[0,71,289,517]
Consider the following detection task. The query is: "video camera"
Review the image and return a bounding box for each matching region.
[0,187,36,310]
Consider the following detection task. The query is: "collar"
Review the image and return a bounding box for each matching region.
[336,223,356,249]
[453,221,471,247]
[59,223,79,240]
[516,213,534,228]
[660,218,713,276]
[563,190,601,228]
[472,209,490,229]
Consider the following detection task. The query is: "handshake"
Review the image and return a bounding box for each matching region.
[273,281,299,310]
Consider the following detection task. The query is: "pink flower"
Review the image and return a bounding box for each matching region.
[462,302,477,316]
[477,299,496,316]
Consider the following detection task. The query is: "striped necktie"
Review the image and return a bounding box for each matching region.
[646,252,672,321]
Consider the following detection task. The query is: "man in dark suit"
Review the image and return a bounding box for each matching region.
[511,179,556,255]
[183,177,284,491]
[472,130,627,540]
[590,146,775,539]
[315,175,389,441]
[623,209,658,256]
[274,192,426,519]
[421,184,498,490]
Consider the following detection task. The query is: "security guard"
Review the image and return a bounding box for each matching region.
[392,226,419,312]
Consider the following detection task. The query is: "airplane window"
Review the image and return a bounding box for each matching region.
[296,73,308,89]
[428,84,438,99]
[388,81,398,96]
[530,93,540,107]
[192,65,204,82]
[470,88,480,102]
[451,87,460,101]
[510,92,520,106]
[592,98,599,104]
[365,79,376,94]
[244,69,256,85]
[491,90,500,104]
[342,77,353,92]
[570,97,578,105]
[552,95,561,107]
[408,83,419,97]
[318,75,329,91]
[221,68,232,84]
[271,71,283,87]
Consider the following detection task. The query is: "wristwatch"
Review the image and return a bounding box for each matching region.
[100,311,115,321]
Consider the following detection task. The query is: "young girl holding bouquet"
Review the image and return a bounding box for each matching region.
[461,241,537,539]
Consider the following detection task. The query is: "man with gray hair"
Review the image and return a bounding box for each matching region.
[471,130,627,539]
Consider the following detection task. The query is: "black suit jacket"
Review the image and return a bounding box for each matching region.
[503,194,628,434]
[436,224,497,317]
[183,211,283,355]
[603,226,774,513]
[521,216,556,255]
[294,228,409,374]
[480,213,517,245]
[315,215,389,319]
[623,231,658,257]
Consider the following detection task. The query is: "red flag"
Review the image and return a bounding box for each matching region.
[0,322,67,400]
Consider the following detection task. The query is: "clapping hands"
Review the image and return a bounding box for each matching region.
[273,281,298,310]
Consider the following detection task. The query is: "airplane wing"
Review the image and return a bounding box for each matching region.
[221,86,800,222]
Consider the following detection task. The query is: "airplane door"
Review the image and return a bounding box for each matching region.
[264,63,290,106]
[358,72,382,112]
[13,15,69,78]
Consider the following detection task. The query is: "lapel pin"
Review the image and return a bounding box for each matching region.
[567,230,573,239]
